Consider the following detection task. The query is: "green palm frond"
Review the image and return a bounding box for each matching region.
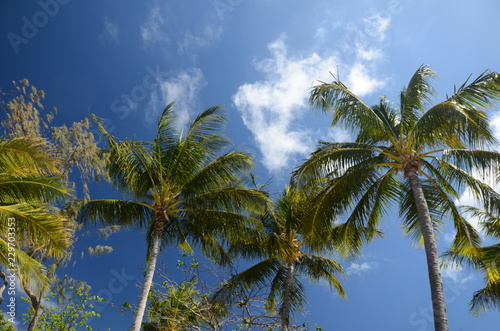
[414,71,500,149]
[155,102,178,154]
[0,176,71,204]
[323,172,396,257]
[442,149,500,179]
[298,254,346,298]
[76,199,153,228]
[358,97,399,144]
[300,154,388,236]
[442,239,500,316]
[0,203,72,256]
[470,282,500,316]
[213,258,281,304]
[400,65,437,134]
[462,206,500,238]
[293,142,378,187]
[0,238,48,293]
[309,78,389,140]
[107,140,158,198]
[0,138,59,176]
[183,151,254,195]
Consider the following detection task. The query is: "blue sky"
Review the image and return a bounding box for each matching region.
[2,0,500,330]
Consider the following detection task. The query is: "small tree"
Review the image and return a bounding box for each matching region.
[0,79,111,330]
[21,279,109,331]
[144,258,281,331]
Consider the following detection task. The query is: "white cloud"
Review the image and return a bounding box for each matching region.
[233,37,339,173]
[146,68,206,130]
[140,6,168,45]
[346,62,385,96]
[362,12,391,42]
[347,261,377,276]
[442,266,475,286]
[177,25,223,59]
[234,37,386,174]
[356,46,383,61]
[101,17,119,44]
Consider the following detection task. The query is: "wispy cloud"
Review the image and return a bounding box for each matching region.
[177,25,223,60]
[233,37,339,173]
[347,261,377,276]
[146,68,206,130]
[100,17,120,44]
[346,62,385,96]
[362,12,391,42]
[233,36,384,174]
[140,6,168,45]
[442,266,475,286]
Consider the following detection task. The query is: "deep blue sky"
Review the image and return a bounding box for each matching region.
[2,1,500,330]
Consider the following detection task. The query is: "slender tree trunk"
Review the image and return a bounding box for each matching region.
[24,284,43,331]
[406,169,448,331]
[130,219,164,331]
[280,262,295,331]
[0,271,7,305]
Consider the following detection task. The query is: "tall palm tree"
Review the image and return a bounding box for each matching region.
[294,65,500,331]
[77,103,269,331]
[215,185,365,331]
[0,137,72,300]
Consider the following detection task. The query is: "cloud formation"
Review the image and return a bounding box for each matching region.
[101,17,120,44]
[347,261,377,276]
[233,37,384,174]
[146,68,206,130]
[140,6,168,45]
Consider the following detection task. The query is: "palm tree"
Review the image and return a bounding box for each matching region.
[77,103,269,331]
[0,137,72,304]
[443,206,500,315]
[215,185,361,331]
[294,65,500,331]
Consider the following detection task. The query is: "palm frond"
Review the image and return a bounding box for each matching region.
[309,79,390,140]
[76,199,153,228]
[107,140,158,198]
[470,283,500,316]
[0,238,49,293]
[400,65,437,134]
[0,176,71,204]
[324,172,397,257]
[297,254,346,298]
[414,71,500,149]
[0,203,72,256]
[212,258,280,305]
[183,151,254,195]
[0,138,59,176]
[155,102,179,154]
[293,141,378,186]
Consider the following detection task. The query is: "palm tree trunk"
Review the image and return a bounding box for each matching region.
[407,169,448,331]
[280,262,295,331]
[130,222,163,331]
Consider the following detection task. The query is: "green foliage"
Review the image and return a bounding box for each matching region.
[80,103,270,330]
[21,282,108,331]
[1,78,109,200]
[300,65,500,252]
[0,312,16,331]
[215,186,349,330]
[443,206,500,315]
[301,65,500,330]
